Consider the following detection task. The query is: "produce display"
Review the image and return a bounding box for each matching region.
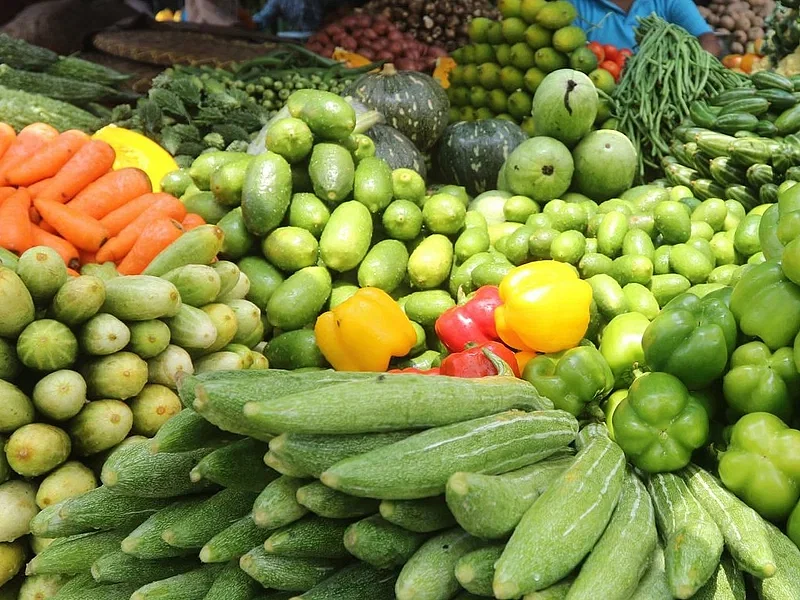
[444,0,621,131]
[696,0,774,55]
[6,1,800,596]
[761,0,800,75]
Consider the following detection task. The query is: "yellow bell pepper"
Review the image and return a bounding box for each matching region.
[92,125,178,192]
[495,261,592,354]
[315,287,417,372]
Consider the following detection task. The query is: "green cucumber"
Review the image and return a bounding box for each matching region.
[241,374,554,435]
[321,410,578,500]
[101,439,213,498]
[454,544,505,597]
[121,498,208,559]
[679,464,775,578]
[91,552,198,585]
[253,476,310,530]
[318,201,372,272]
[629,544,671,600]
[752,522,800,599]
[239,546,341,592]
[265,450,312,478]
[309,143,355,203]
[25,529,128,575]
[266,266,331,331]
[164,304,218,350]
[264,516,350,559]
[162,489,259,549]
[50,274,106,327]
[343,515,427,569]
[51,574,138,600]
[101,276,181,321]
[295,481,379,519]
[30,485,174,538]
[692,555,745,600]
[394,527,484,600]
[202,560,261,600]
[190,438,277,492]
[160,265,221,308]
[292,562,397,599]
[445,453,574,539]
[130,564,223,600]
[18,574,69,599]
[493,434,626,598]
[379,497,456,533]
[241,151,293,236]
[566,472,657,600]
[185,371,374,440]
[143,225,225,277]
[127,320,171,359]
[353,156,393,213]
[647,472,724,599]
[268,431,413,479]
[357,239,409,293]
[149,409,236,454]
[199,514,269,563]
[752,71,795,92]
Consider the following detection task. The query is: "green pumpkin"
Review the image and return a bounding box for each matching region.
[366,124,427,179]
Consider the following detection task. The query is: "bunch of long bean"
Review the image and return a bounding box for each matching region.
[612,15,750,180]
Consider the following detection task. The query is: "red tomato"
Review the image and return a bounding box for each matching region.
[587,41,605,63]
[600,60,621,82]
[617,48,633,66]
[603,44,620,62]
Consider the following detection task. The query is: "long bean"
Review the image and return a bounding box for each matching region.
[611,15,750,181]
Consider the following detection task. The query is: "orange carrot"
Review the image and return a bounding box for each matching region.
[31,225,80,270]
[68,168,153,219]
[27,177,54,198]
[33,198,109,252]
[0,123,58,180]
[0,187,15,206]
[96,195,186,264]
[117,218,184,275]
[99,193,168,237]
[0,189,32,253]
[35,140,116,205]
[0,124,16,162]
[181,213,206,231]
[78,249,97,265]
[38,220,57,234]
[4,130,90,187]
[66,268,80,277]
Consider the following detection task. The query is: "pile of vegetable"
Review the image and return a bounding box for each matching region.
[697,0,773,55]
[112,47,381,164]
[304,12,447,72]
[363,0,500,52]
[611,15,750,180]
[445,0,615,130]
[0,242,272,593]
[665,70,800,208]
[0,34,133,132]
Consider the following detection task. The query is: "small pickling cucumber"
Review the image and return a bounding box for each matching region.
[189,438,277,492]
[295,481,379,520]
[90,552,198,585]
[239,546,341,592]
[252,476,309,530]
[202,560,262,600]
[379,497,457,533]
[121,497,207,559]
[25,529,128,576]
[343,515,428,569]
[199,514,269,564]
[292,562,397,600]
[264,516,350,559]
[455,544,505,597]
[129,564,223,600]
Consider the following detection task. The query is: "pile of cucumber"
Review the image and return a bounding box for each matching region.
[0,233,276,596]
[8,367,799,599]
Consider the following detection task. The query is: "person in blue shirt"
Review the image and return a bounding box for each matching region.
[571,0,722,56]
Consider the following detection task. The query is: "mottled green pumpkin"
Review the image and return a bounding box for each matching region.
[366,124,427,179]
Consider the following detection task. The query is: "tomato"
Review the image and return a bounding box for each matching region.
[739,53,759,74]
[617,48,633,66]
[603,44,620,62]
[600,60,622,82]
[722,54,743,69]
[587,41,605,63]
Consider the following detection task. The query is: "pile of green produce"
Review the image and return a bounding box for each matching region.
[0,35,134,132]
[664,69,800,207]
[112,47,382,164]
[9,366,799,599]
[0,230,273,593]
[445,0,612,132]
[611,15,749,180]
[763,0,800,70]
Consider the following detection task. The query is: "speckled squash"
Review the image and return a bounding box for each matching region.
[436,119,528,195]
[346,64,450,151]
[366,124,427,179]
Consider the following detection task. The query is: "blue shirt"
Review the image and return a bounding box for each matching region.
[571,0,712,51]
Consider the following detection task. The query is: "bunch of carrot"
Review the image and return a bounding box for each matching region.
[0,122,206,276]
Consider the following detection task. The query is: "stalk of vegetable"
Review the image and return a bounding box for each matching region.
[611,15,750,180]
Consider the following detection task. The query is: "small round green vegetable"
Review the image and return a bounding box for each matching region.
[67,400,133,456]
[130,384,182,437]
[16,320,78,372]
[16,246,68,305]
[35,461,97,509]
[5,424,71,477]
[32,370,86,421]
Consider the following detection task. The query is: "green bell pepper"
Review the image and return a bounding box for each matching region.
[730,260,800,350]
[599,312,650,389]
[612,372,710,473]
[722,342,799,423]
[641,292,737,390]
[718,412,800,521]
[522,344,614,417]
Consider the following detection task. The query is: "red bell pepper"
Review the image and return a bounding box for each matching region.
[388,367,441,375]
[434,286,503,353]
[439,342,521,378]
